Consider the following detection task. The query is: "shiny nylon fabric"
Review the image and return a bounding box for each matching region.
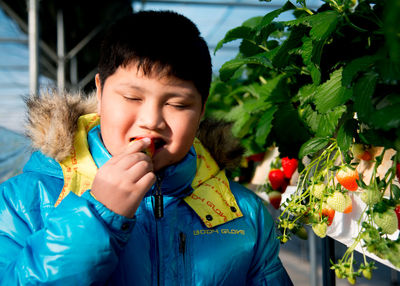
[0,119,293,285]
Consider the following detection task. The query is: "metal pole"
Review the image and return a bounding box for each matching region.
[57,9,65,91]
[28,0,39,96]
[70,57,78,90]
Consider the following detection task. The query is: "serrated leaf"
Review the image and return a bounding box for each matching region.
[299,137,330,158]
[353,73,378,123]
[314,68,352,113]
[337,119,358,152]
[219,52,273,81]
[316,106,347,137]
[214,26,253,53]
[308,10,339,41]
[294,84,316,105]
[255,106,277,147]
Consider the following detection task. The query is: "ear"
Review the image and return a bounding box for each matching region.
[95,74,102,113]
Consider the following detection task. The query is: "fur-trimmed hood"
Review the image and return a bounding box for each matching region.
[25,91,243,170]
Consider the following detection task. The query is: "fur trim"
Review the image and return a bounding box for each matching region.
[25,90,98,162]
[25,91,244,169]
[196,118,244,170]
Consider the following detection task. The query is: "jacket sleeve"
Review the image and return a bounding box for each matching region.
[0,178,135,285]
[247,200,293,286]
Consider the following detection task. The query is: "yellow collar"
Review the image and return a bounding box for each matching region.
[56,113,243,228]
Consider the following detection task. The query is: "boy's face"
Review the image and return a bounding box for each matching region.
[95,63,205,171]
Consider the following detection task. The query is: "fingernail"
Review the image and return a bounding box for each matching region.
[141,137,151,144]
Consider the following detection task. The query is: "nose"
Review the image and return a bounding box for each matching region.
[136,100,166,131]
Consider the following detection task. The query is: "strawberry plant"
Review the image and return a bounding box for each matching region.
[208,0,400,282]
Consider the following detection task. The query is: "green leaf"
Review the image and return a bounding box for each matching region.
[314,68,352,113]
[255,106,277,147]
[299,137,330,158]
[232,112,257,138]
[384,0,400,64]
[342,55,379,86]
[392,184,400,200]
[219,52,273,81]
[370,103,400,130]
[273,103,311,158]
[214,26,253,53]
[272,25,308,68]
[337,119,358,152]
[242,16,263,28]
[316,106,347,137]
[301,36,323,85]
[302,104,319,133]
[256,1,296,32]
[353,73,378,123]
[308,10,339,41]
[294,84,316,105]
[243,98,272,114]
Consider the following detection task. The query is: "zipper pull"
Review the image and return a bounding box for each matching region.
[154,175,164,219]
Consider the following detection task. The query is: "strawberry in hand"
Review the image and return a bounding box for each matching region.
[133,137,155,158]
[281,157,298,179]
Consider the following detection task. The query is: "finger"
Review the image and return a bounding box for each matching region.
[125,160,154,183]
[117,152,152,170]
[135,171,157,192]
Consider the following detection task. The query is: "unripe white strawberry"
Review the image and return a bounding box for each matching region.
[360,188,382,206]
[312,222,327,238]
[311,183,325,200]
[327,191,347,212]
[373,209,398,235]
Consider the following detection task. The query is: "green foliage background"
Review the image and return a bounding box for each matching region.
[206,0,400,160]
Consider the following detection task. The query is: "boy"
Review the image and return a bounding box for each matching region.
[0,11,293,285]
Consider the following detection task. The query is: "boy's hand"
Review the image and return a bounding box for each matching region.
[91,138,156,218]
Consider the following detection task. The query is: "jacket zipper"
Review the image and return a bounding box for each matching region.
[153,175,163,286]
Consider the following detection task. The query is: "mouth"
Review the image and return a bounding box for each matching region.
[130,137,167,151]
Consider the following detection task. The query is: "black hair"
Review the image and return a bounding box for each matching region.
[98,10,212,103]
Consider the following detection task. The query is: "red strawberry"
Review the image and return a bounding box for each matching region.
[134,137,155,158]
[395,204,400,230]
[351,144,372,161]
[268,191,282,209]
[336,166,359,191]
[268,169,285,190]
[321,203,335,226]
[281,157,298,179]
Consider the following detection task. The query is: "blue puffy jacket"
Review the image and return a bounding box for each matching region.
[0,98,292,285]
